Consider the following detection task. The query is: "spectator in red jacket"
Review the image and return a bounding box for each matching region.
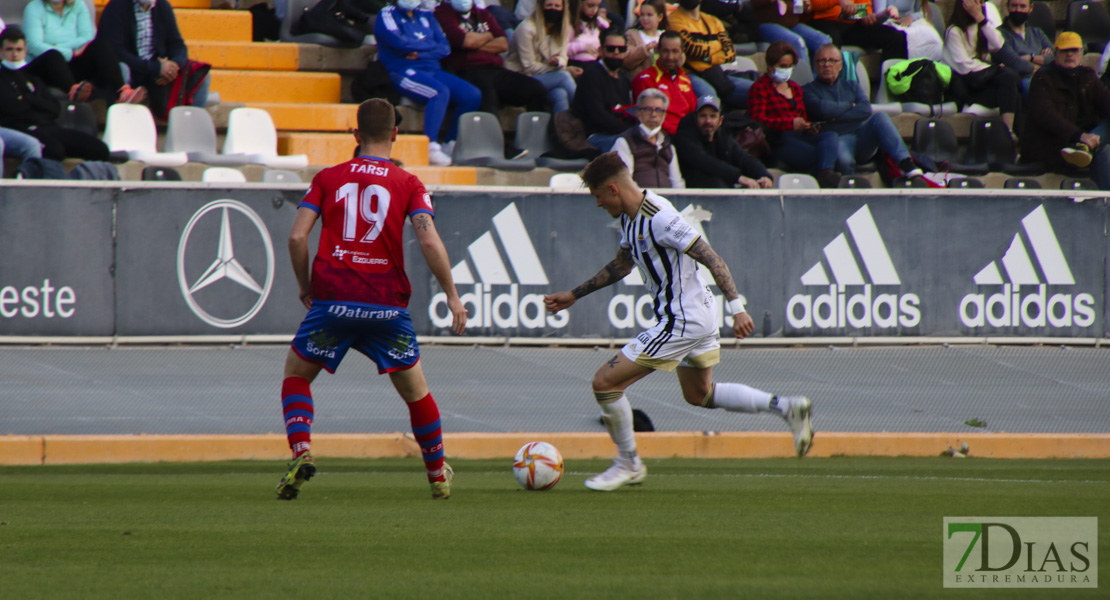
[631,31,696,135]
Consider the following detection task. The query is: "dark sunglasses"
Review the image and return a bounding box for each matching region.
[604,45,627,53]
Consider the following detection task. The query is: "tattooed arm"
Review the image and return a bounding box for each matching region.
[544,247,635,314]
[685,238,755,338]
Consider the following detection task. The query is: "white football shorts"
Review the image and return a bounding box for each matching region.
[621,321,721,372]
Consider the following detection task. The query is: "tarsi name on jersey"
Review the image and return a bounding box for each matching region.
[349,162,390,177]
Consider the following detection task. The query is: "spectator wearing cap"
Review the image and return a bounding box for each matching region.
[631,31,696,136]
[674,94,774,189]
[611,88,685,188]
[1022,32,1110,190]
[802,43,922,177]
[747,40,841,188]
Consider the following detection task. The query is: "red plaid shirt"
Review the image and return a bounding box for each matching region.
[746,75,808,132]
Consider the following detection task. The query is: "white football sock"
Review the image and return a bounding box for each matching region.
[711,383,782,414]
[596,391,637,456]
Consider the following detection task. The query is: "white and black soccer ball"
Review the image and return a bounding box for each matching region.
[512,441,564,491]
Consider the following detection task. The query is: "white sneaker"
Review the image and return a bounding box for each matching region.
[427,142,452,166]
[779,396,814,457]
[585,458,647,491]
[442,140,456,158]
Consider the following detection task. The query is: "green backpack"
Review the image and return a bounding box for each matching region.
[886,58,952,103]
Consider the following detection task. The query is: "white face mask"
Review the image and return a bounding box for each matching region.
[137,0,156,7]
[397,0,421,11]
[772,66,793,83]
[641,124,663,138]
[2,59,26,70]
[450,0,473,12]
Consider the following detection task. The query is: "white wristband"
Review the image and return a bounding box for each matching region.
[727,298,746,316]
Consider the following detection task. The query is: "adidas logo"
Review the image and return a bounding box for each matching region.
[428,203,566,330]
[787,205,921,330]
[959,206,1095,329]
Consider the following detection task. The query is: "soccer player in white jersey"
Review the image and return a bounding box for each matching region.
[544,152,814,492]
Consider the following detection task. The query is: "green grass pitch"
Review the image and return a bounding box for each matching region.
[1,457,1106,599]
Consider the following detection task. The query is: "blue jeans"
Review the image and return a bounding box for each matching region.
[390,68,482,143]
[758,23,831,64]
[0,127,44,177]
[587,133,621,153]
[834,112,910,174]
[688,72,753,109]
[532,69,577,114]
[774,130,838,172]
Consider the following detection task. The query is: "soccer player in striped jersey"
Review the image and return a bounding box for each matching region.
[276,99,468,501]
[544,152,813,492]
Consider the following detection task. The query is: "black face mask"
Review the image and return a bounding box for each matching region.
[602,56,624,71]
[1008,11,1029,26]
[543,8,563,25]
[679,0,700,10]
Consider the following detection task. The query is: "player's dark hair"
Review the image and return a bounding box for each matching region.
[0,26,26,45]
[356,98,397,144]
[579,152,628,190]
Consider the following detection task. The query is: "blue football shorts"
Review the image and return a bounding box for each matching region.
[291,301,420,374]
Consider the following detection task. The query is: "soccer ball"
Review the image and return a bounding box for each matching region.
[512,441,564,491]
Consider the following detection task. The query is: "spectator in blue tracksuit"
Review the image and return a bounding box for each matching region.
[375,0,482,166]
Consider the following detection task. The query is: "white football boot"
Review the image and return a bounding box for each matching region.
[780,396,814,457]
[584,457,647,491]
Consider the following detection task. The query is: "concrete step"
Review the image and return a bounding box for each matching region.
[210,70,341,103]
[279,133,429,167]
[175,8,253,42]
[190,41,301,71]
[210,102,358,132]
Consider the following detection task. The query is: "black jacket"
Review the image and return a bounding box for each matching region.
[0,67,61,131]
[97,0,189,87]
[673,111,771,188]
[570,61,634,136]
[1023,62,1110,167]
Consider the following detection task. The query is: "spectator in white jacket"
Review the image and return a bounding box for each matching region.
[943,0,1020,134]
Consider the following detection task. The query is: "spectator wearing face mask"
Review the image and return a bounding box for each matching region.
[998,0,1052,92]
[96,0,211,111]
[435,0,548,114]
[375,0,482,166]
[505,0,579,112]
[24,0,145,104]
[747,40,841,188]
[611,88,684,188]
[571,26,636,152]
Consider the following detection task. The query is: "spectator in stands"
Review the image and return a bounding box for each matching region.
[24,0,146,104]
[0,28,109,161]
[0,24,76,98]
[435,0,548,114]
[674,94,774,188]
[750,0,831,67]
[1,126,44,177]
[943,0,1020,135]
[611,88,684,188]
[875,0,942,61]
[667,0,753,108]
[97,0,211,113]
[803,43,923,176]
[808,0,907,64]
[623,0,665,78]
[505,0,579,113]
[375,0,481,166]
[998,0,1052,91]
[570,26,636,151]
[566,0,609,69]
[747,40,841,187]
[631,31,696,135]
[1022,32,1110,190]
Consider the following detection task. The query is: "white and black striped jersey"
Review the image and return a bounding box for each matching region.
[619,190,716,334]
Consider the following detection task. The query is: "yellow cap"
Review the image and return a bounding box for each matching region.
[1055,31,1083,51]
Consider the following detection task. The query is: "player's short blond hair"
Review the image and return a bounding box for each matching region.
[579,152,629,191]
[357,99,396,144]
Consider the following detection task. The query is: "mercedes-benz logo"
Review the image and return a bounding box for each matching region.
[177,199,275,328]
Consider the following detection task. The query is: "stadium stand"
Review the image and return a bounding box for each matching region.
[102,103,188,166]
[202,165,248,182]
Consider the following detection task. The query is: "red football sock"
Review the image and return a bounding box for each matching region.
[407,393,445,478]
[282,377,314,458]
